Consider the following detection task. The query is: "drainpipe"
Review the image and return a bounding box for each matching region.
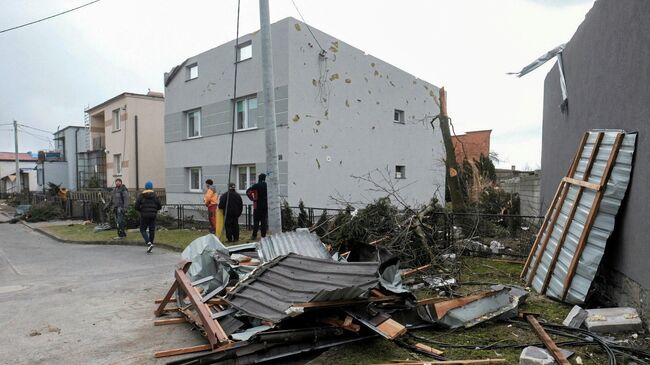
[134,115,139,190]
[75,128,79,190]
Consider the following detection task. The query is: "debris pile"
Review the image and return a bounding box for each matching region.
[152,231,524,364]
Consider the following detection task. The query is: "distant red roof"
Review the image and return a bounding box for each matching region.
[0,152,37,162]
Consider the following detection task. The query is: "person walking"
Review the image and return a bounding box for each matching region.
[246,173,268,239]
[135,181,162,253]
[204,179,219,234]
[219,182,243,242]
[112,178,129,239]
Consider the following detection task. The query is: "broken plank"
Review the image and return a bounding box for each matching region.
[320,317,361,333]
[153,318,186,326]
[375,318,407,339]
[431,291,498,319]
[155,297,177,304]
[525,315,570,365]
[402,264,432,277]
[154,344,211,358]
[414,343,444,356]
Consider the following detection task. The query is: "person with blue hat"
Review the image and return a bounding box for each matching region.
[135,181,161,253]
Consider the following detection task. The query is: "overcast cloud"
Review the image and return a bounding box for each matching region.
[0,0,595,169]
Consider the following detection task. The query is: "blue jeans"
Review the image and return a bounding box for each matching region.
[115,207,126,237]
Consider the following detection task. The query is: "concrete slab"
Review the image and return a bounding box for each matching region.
[585,307,643,333]
[563,305,588,328]
[519,346,573,365]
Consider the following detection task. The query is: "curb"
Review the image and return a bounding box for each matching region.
[22,221,184,252]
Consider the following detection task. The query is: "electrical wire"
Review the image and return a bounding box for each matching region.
[16,123,53,135]
[290,0,325,53]
[0,0,101,35]
[224,0,242,220]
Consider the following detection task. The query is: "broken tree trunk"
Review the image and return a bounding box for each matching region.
[438,87,465,212]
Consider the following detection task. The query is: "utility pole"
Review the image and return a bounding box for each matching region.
[259,0,282,233]
[438,88,465,212]
[13,120,22,193]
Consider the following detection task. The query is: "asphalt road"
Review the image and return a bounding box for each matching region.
[0,222,205,365]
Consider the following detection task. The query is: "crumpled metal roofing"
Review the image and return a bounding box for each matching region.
[256,230,332,262]
[225,253,379,322]
[526,130,636,304]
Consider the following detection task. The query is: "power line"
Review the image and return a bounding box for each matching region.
[0,0,101,35]
[290,0,325,53]
[18,128,53,143]
[17,123,54,135]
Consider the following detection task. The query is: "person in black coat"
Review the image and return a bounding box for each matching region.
[135,181,162,253]
[246,173,268,239]
[219,182,243,242]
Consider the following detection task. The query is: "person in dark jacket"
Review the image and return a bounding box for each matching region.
[219,183,243,242]
[246,173,268,239]
[112,178,129,239]
[135,181,162,253]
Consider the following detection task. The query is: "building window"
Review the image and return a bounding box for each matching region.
[186,109,201,138]
[395,165,406,179]
[235,96,257,130]
[394,109,404,124]
[189,167,202,192]
[187,64,198,80]
[113,109,121,130]
[237,42,252,62]
[237,165,256,192]
[114,154,122,175]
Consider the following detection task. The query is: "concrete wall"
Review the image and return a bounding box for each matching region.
[500,172,541,217]
[164,18,290,203]
[164,17,446,208]
[540,0,650,303]
[286,19,446,207]
[53,126,88,190]
[88,94,165,189]
[36,161,69,190]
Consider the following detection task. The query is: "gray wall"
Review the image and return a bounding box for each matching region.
[36,161,69,190]
[541,0,650,291]
[164,17,446,209]
[54,127,88,190]
[500,173,541,217]
[286,19,446,208]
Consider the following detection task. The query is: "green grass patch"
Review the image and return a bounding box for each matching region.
[42,224,256,250]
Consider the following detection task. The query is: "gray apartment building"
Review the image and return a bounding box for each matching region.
[164,17,446,208]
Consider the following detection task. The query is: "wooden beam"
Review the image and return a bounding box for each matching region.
[155,297,177,304]
[402,264,432,277]
[154,344,211,358]
[319,317,361,333]
[525,315,570,365]
[521,133,588,279]
[561,132,625,301]
[561,177,601,191]
[175,265,229,347]
[540,132,604,294]
[414,343,444,356]
[431,291,498,319]
[154,260,191,317]
[376,318,407,339]
[153,318,186,326]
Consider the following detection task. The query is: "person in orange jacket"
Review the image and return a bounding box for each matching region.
[203,179,218,234]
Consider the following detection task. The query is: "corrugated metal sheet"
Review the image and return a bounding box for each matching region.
[225,253,379,322]
[256,230,331,262]
[527,130,636,304]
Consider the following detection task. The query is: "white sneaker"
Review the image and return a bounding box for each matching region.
[146,242,153,253]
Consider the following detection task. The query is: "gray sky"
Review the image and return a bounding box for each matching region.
[0,0,594,169]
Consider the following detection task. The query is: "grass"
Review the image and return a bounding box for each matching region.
[310,256,613,365]
[42,224,256,250]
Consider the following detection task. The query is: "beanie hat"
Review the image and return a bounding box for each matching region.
[145,181,153,189]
